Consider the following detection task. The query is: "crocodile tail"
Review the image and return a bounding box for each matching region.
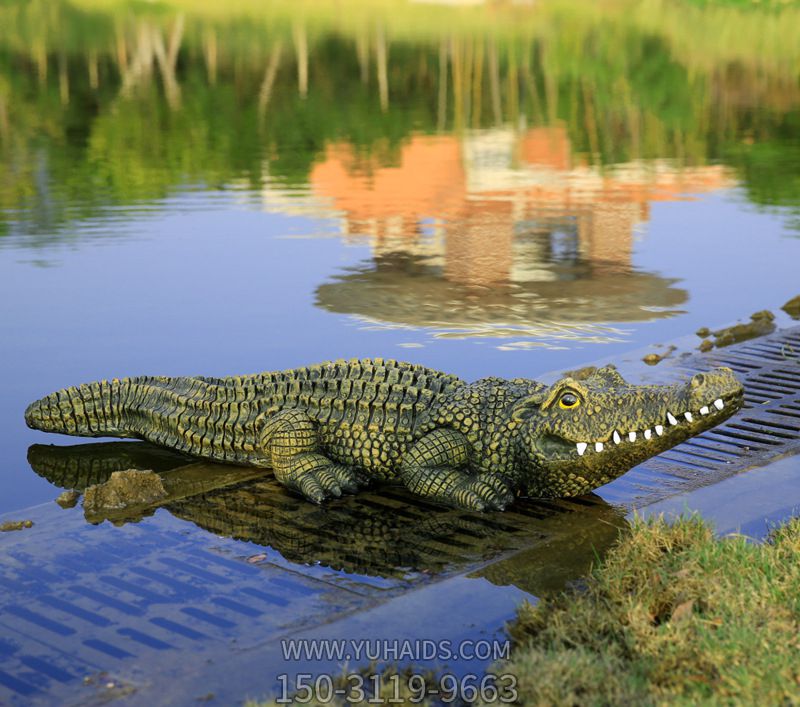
[25,379,134,438]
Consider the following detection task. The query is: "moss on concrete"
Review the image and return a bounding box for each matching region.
[83,469,167,516]
[782,294,800,320]
[0,520,33,532]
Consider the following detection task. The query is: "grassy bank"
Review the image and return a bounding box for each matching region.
[499,514,800,705]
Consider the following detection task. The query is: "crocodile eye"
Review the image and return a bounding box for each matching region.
[558,392,580,410]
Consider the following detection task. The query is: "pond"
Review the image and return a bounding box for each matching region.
[1,0,799,702]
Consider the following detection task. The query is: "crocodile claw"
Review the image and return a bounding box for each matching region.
[294,464,367,503]
[328,464,369,495]
[296,473,329,504]
[453,475,515,512]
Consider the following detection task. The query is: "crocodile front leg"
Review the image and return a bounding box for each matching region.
[261,410,365,503]
[399,428,514,511]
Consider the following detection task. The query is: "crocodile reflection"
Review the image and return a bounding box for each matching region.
[28,442,629,594]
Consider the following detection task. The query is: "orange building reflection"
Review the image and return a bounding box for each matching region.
[310,125,732,285]
[305,125,733,340]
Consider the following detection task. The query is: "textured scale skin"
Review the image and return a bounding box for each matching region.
[25,358,745,511]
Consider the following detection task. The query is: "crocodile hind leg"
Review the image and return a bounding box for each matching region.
[261,409,365,503]
[399,428,514,511]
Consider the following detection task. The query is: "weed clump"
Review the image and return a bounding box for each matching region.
[499,515,800,705]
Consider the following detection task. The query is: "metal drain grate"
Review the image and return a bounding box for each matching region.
[600,325,800,507]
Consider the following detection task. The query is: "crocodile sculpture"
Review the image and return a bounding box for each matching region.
[25,359,743,511]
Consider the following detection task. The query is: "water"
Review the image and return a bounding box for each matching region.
[0,2,799,700]
[2,2,799,515]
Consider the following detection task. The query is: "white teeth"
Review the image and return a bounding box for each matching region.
[655,425,664,436]
[595,442,604,452]
[700,406,710,416]
[576,442,588,456]
[628,431,637,442]
[714,399,724,410]
[613,431,621,445]
[667,412,678,426]
[644,429,652,440]
[684,412,693,422]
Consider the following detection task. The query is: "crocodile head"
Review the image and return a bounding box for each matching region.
[512,365,744,497]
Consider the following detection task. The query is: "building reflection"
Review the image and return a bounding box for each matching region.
[298,126,733,340]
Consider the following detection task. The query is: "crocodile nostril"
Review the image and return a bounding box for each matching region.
[690,373,705,389]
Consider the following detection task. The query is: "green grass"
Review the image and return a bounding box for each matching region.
[498,514,800,706]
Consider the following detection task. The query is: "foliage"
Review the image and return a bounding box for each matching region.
[498,514,800,705]
[0,0,799,240]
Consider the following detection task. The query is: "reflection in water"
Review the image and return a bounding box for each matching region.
[310,129,733,261]
[3,2,799,244]
[29,442,628,594]
[308,128,734,341]
[316,252,686,343]
[1,3,798,347]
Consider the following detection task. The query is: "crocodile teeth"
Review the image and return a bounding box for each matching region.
[684,412,693,422]
[644,429,652,440]
[714,398,724,410]
[595,442,604,453]
[655,425,664,436]
[628,431,637,442]
[576,442,588,456]
[667,412,679,426]
[700,406,710,416]
[613,430,621,445]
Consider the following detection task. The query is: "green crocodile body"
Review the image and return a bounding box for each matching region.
[25,358,743,511]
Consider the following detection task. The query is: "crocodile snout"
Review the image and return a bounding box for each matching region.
[688,367,743,411]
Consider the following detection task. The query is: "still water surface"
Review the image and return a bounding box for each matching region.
[2,1,800,517]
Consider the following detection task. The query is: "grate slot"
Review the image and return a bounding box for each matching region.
[744,396,777,407]
[766,408,800,423]
[713,361,755,374]
[728,422,797,440]
[747,379,800,396]
[757,372,800,389]
[741,341,791,362]
[742,416,800,433]
[679,440,741,457]
[659,453,715,470]
[700,432,761,451]
[743,382,792,398]
[711,355,764,371]
[624,466,690,484]
[662,446,731,465]
[738,345,794,362]
[707,428,782,446]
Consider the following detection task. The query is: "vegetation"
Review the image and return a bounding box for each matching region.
[1,0,799,241]
[498,514,800,705]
